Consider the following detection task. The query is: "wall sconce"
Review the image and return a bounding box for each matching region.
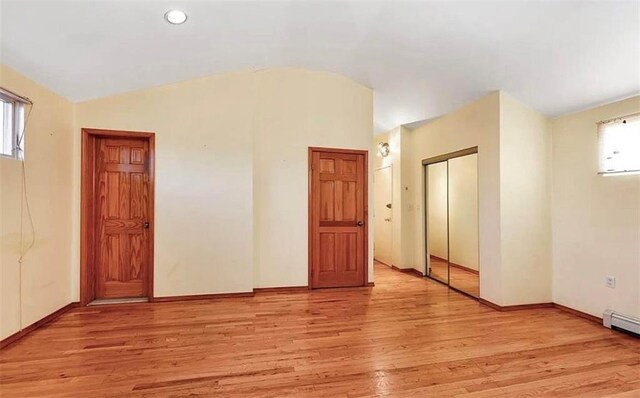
[378,142,390,157]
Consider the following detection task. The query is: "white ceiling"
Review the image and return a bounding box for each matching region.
[2,1,638,133]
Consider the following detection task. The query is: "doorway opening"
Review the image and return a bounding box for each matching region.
[80,128,155,305]
[423,147,479,298]
[374,165,392,266]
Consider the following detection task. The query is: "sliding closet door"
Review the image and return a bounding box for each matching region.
[426,161,449,284]
[448,154,479,297]
[424,148,479,298]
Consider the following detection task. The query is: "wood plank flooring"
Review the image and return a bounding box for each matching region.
[430,259,480,297]
[1,263,638,397]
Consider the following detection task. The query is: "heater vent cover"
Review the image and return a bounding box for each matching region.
[603,310,640,337]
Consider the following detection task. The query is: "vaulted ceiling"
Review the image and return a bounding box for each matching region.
[2,1,638,133]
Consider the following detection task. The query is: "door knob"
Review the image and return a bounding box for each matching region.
[384,218,391,222]
[357,221,364,226]
[144,221,150,229]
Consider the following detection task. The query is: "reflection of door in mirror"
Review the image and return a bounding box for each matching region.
[427,161,449,284]
[448,154,479,297]
[374,166,393,266]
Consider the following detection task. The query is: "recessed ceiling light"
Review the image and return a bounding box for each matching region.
[164,9,187,25]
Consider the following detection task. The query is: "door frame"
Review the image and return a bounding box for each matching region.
[80,128,156,305]
[422,146,479,299]
[307,146,369,289]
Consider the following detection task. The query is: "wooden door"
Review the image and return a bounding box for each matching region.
[309,148,368,288]
[95,137,151,299]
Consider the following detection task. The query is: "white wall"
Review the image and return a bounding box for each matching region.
[372,127,407,269]
[372,126,415,270]
[398,126,415,270]
[74,71,256,297]
[552,96,640,318]
[403,91,553,305]
[499,93,552,304]
[372,131,395,267]
[4,55,636,338]
[253,69,373,288]
[74,68,373,298]
[0,65,74,339]
[448,154,479,270]
[407,92,503,303]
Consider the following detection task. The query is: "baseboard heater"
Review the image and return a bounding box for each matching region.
[603,310,640,337]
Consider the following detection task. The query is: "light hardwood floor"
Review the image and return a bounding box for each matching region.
[1,263,638,397]
[430,259,480,297]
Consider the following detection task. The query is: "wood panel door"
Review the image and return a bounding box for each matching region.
[309,148,368,288]
[94,137,151,299]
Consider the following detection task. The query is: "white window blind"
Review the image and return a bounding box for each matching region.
[0,88,28,160]
[598,113,640,175]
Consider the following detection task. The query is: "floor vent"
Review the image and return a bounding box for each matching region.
[603,310,640,337]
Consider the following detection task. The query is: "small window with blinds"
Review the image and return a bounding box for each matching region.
[0,88,28,160]
[598,113,640,175]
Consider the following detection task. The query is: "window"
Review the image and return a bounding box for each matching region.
[598,113,640,175]
[1,88,28,160]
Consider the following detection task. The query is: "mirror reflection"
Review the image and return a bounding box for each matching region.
[427,161,449,284]
[425,151,479,298]
[447,154,479,296]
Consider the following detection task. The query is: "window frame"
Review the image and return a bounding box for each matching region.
[597,112,640,176]
[0,88,29,160]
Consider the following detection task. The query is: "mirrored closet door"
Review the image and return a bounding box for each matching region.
[426,161,449,285]
[424,148,479,297]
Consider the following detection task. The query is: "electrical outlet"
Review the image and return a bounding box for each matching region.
[605,276,616,288]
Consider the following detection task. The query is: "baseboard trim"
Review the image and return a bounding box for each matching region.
[0,302,79,350]
[479,299,603,325]
[374,258,392,267]
[553,303,602,324]
[404,269,424,278]
[0,290,605,351]
[479,298,553,311]
[366,282,375,287]
[253,286,308,293]
[391,264,424,278]
[154,292,255,302]
[145,283,371,301]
